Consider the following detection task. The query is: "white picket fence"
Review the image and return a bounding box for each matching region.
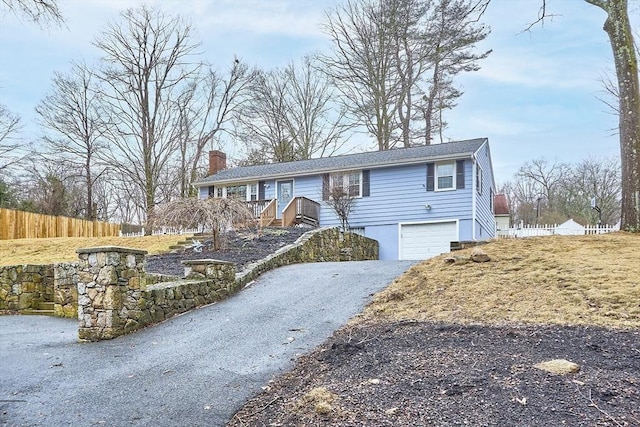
[120,227,200,237]
[497,221,619,239]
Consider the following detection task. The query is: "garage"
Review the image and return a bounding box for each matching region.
[400,221,458,260]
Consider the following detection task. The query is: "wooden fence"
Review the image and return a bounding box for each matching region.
[0,208,120,240]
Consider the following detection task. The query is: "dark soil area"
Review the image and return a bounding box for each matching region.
[228,321,640,427]
[146,227,309,277]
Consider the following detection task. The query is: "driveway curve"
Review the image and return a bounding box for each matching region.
[0,260,414,427]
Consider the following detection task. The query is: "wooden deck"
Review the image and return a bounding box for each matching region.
[249,197,320,228]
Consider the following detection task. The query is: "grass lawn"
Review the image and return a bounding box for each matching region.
[362,232,640,329]
[0,234,192,266]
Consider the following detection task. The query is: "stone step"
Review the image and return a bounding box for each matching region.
[21,309,55,316]
[38,302,55,311]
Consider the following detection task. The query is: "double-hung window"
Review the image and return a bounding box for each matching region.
[330,171,362,197]
[436,163,455,191]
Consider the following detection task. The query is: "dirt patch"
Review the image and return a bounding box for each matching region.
[145,227,308,276]
[229,321,640,426]
[228,233,640,426]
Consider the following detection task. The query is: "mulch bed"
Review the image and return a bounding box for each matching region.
[145,227,309,277]
[146,230,639,425]
[228,321,640,426]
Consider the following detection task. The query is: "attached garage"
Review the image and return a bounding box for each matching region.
[399,221,458,260]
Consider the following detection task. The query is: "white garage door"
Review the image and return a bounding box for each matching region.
[400,221,457,260]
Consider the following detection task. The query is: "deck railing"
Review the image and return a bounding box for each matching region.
[255,199,277,227]
[282,197,320,227]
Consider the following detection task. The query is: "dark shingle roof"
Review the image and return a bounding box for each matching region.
[194,138,487,186]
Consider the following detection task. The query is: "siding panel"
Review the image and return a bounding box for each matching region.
[473,143,496,240]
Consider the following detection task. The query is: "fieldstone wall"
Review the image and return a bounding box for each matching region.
[1,227,377,341]
[53,262,79,318]
[76,228,378,341]
[0,262,78,317]
[0,264,52,311]
[236,227,379,286]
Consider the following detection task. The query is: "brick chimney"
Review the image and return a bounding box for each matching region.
[208,150,227,175]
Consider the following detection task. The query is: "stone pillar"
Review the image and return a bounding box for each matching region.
[76,246,147,341]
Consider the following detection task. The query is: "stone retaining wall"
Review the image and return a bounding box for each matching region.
[77,228,378,341]
[0,262,78,317]
[2,227,378,341]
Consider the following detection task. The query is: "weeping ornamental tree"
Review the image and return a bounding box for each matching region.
[153,197,255,250]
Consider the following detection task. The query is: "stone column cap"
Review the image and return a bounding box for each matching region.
[76,246,148,255]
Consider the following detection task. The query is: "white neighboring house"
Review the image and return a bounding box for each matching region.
[493,194,510,236]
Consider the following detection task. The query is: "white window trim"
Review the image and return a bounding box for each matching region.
[476,165,483,195]
[215,182,258,201]
[329,171,363,198]
[435,162,456,192]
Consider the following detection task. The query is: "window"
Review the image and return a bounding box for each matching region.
[212,183,258,201]
[330,171,362,197]
[476,165,483,195]
[436,163,455,190]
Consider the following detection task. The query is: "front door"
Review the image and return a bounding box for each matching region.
[276,180,294,218]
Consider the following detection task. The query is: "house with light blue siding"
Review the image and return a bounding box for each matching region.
[192,138,496,260]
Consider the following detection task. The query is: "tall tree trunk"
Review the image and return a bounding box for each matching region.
[587,0,640,230]
[85,158,93,220]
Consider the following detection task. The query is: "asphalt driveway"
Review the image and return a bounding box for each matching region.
[0,261,413,427]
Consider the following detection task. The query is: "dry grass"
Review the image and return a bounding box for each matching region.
[363,233,640,329]
[0,234,192,266]
[292,387,342,417]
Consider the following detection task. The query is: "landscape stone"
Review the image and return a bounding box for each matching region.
[471,248,491,263]
[534,359,580,375]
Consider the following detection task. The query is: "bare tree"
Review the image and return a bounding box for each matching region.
[522,0,639,230]
[503,156,621,225]
[319,0,490,150]
[153,197,255,250]
[19,155,86,216]
[94,5,201,232]
[284,57,351,159]
[174,59,255,197]
[238,57,349,164]
[1,0,63,26]
[0,104,23,174]
[558,156,621,224]
[319,0,401,150]
[36,62,108,219]
[418,0,490,145]
[517,158,571,212]
[324,175,358,231]
[236,68,294,163]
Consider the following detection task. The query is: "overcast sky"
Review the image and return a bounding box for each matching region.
[1,0,638,184]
